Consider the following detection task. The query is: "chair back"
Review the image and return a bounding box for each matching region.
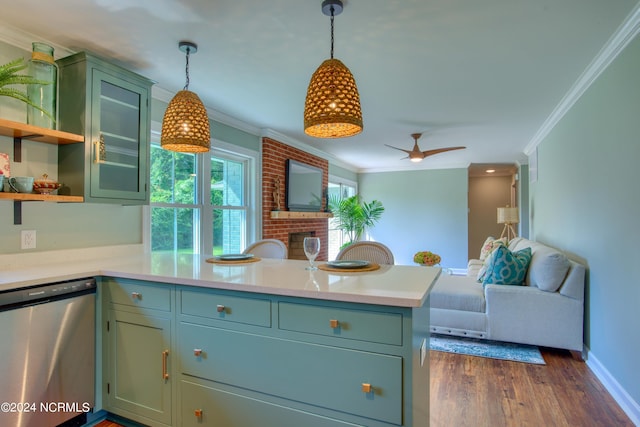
[243,239,288,259]
[336,241,395,265]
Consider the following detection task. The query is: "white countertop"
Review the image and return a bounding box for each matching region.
[0,252,439,307]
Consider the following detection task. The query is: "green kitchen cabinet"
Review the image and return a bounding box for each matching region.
[176,286,429,427]
[57,52,153,204]
[100,278,429,427]
[103,278,174,426]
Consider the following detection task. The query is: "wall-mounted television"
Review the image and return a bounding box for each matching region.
[285,159,323,212]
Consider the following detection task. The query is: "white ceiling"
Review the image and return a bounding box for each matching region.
[2,0,639,172]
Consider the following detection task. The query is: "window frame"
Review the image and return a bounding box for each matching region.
[327,174,357,260]
[144,127,260,255]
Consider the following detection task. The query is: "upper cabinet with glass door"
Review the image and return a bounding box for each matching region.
[57,52,153,204]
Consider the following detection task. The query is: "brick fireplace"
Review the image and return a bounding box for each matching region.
[288,231,315,260]
[261,137,329,261]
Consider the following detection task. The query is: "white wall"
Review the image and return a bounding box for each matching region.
[358,168,468,267]
[531,31,640,422]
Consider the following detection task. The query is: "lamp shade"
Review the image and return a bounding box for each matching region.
[497,206,519,224]
[161,90,211,153]
[304,58,363,138]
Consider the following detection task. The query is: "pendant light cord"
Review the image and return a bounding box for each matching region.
[184,47,191,90]
[330,6,335,59]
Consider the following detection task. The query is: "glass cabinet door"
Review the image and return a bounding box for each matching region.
[90,69,149,201]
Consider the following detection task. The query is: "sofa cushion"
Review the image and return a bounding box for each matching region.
[479,236,507,261]
[430,275,486,313]
[467,260,483,278]
[476,237,507,281]
[482,246,532,286]
[527,246,571,292]
[507,236,526,251]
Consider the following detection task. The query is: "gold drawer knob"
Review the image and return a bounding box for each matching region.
[194,409,203,418]
[131,292,142,300]
[329,319,340,329]
[361,383,372,393]
[216,304,226,313]
[194,348,203,356]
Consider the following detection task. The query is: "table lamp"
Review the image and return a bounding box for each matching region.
[497,205,519,241]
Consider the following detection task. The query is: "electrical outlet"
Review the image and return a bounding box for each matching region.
[21,230,36,249]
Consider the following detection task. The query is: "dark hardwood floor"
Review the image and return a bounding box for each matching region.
[96,348,634,427]
[430,347,634,426]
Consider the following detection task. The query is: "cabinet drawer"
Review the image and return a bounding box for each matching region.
[180,288,271,327]
[278,302,403,346]
[179,323,402,425]
[181,380,362,427]
[107,279,172,312]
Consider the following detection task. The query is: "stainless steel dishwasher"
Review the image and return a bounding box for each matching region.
[0,277,96,427]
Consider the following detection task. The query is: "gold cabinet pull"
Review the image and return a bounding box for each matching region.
[329,319,340,329]
[194,348,203,357]
[361,383,372,393]
[131,291,142,300]
[194,409,203,418]
[93,135,106,163]
[162,350,169,379]
[93,140,100,163]
[216,304,226,313]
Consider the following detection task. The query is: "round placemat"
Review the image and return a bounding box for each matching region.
[318,263,381,273]
[206,256,262,265]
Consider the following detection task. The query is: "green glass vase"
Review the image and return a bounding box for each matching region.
[27,42,57,129]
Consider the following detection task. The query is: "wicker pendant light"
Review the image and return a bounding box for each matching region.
[161,41,211,153]
[304,0,363,138]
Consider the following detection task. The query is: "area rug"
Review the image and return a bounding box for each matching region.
[430,334,545,364]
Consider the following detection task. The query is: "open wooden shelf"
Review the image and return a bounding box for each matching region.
[0,118,84,145]
[271,211,333,219]
[0,193,83,203]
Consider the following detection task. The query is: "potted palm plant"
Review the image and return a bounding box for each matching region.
[0,57,55,123]
[328,194,385,248]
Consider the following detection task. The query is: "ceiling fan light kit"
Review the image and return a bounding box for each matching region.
[304,0,363,139]
[386,133,466,163]
[161,41,211,153]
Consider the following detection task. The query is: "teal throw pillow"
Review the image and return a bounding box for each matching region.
[482,246,532,286]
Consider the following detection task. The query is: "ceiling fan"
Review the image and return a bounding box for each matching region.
[385,133,466,162]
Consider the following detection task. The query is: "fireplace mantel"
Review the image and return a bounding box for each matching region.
[270,211,333,219]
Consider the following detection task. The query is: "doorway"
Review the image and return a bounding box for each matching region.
[467,164,518,260]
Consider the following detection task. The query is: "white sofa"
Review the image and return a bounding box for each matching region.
[429,237,586,353]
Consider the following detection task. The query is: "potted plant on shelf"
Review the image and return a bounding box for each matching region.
[0,57,55,123]
[328,194,385,249]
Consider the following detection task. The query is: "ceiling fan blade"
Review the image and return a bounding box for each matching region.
[385,144,413,155]
[422,146,466,157]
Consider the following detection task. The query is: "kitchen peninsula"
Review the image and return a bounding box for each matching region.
[1,250,438,427]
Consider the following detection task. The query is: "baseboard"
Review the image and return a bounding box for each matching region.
[586,347,640,426]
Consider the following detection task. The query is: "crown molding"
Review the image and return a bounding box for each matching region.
[260,129,358,172]
[525,3,640,155]
[0,24,74,59]
[358,161,471,174]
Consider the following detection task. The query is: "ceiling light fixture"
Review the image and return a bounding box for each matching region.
[161,41,211,153]
[386,133,466,162]
[304,0,363,138]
